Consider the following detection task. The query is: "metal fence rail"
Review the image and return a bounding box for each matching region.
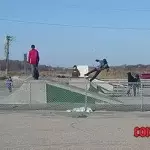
[0,79,150,111]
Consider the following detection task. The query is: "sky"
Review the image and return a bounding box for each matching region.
[1,0,150,67]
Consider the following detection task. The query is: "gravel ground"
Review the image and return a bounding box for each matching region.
[0,110,150,150]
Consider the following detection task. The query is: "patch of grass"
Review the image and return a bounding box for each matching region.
[40,68,145,79]
[8,71,23,76]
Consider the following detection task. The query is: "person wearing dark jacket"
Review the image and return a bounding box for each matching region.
[127,72,137,96]
[84,58,109,82]
[72,65,80,78]
[27,45,40,80]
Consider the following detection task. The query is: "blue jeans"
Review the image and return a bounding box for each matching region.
[85,68,101,82]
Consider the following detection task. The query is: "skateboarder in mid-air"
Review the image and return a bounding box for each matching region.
[84,59,109,82]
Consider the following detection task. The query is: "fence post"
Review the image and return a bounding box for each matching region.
[29,82,31,108]
[140,82,143,112]
[116,82,119,98]
[84,79,88,112]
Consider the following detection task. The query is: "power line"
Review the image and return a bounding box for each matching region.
[1,18,150,31]
[66,5,150,12]
[104,8,150,12]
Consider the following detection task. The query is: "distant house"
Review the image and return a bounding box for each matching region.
[76,65,89,77]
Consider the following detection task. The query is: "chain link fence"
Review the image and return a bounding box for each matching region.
[0,78,150,111]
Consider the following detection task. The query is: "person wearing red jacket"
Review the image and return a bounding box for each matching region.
[28,45,40,79]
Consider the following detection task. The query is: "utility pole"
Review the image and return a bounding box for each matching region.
[4,35,14,76]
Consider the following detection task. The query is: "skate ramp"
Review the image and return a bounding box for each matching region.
[88,82,123,103]
[89,81,126,98]
[0,79,24,101]
[92,79,128,95]
[46,81,122,104]
[69,78,89,89]
[92,79,113,91]
[89,81,114,94]
[0,79,122,106]
[68,78,122,104]
[69,78,114,93]
[89,79,125,96]
[69,78,113,94]
[1,80,46,104]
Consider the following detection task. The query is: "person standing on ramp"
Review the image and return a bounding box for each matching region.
[84,58,109,82]
[28,45,40,80]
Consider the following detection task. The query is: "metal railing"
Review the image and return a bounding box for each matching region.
[0,78,150,111]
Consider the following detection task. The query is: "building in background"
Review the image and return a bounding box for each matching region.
[77,65,89,78]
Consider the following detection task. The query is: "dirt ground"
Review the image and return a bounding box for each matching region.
[0,110,150,150]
